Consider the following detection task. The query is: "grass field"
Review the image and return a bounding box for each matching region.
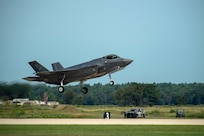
[0,104,204,118]
[0,125,203,136]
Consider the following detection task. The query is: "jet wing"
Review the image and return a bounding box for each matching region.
[37,65,98,76]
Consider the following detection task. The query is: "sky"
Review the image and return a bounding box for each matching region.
[0,0,204,85]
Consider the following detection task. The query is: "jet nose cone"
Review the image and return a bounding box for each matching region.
[128,59,133,64]
[124,59,133,66]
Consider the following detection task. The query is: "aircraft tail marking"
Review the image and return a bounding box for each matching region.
[52,62,64,71]
[29,61,49,73]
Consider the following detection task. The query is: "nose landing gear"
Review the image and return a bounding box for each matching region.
[109,80,114,86]
[108,74,114,86]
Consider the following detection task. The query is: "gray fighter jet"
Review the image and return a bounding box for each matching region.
[23,54,133,94]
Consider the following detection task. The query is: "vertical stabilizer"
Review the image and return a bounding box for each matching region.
[52,62,64,71]
[29,61,49,73]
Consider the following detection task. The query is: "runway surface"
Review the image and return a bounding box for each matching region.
[0,119,204,125]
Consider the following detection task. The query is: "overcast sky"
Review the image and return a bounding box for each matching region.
[0,0,204,85]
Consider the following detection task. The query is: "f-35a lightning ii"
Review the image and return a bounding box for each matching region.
[23,54,133,94]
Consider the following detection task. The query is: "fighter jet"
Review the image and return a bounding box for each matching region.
[23,54,133,94]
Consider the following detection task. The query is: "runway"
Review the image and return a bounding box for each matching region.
[0,119,204,125]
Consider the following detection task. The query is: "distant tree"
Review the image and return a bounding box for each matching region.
[0,82,204,105]
[114,82,158,106]
[143,84,158,106]
[63,89,76,104]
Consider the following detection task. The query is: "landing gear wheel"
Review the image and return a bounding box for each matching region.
[58,86,64,93]
[81,87,88,94]
[109,80,114,86]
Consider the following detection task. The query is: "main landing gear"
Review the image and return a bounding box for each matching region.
[81,87,88,94]
[57,74,115,94]
[80,81,88,94]
[58,74,66,93]
[59,86,88,94]
[58,86,64,93]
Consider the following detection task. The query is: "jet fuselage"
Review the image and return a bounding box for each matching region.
[23,54,133,93]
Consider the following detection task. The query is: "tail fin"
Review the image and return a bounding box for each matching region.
[29,61,49,73]
[52,62,64,71]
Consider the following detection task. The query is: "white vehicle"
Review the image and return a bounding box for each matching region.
[124,108,146,118]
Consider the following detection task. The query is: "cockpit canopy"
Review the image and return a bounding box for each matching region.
[102,54,120,59]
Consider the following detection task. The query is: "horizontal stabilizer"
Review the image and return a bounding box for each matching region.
[22,76,41,81]
[29,61,49,73]
[52,62,64,71]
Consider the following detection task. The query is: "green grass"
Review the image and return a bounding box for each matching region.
[0,104,204,118]
[0,125,203,136]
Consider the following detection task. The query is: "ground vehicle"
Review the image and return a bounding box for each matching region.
[176,109,185,117]
[124,108,146,118]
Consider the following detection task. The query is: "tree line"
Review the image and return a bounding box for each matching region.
[0,82,203,106]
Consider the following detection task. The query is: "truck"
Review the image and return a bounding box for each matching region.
[124,108,146,118]
[176,109,185,118]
